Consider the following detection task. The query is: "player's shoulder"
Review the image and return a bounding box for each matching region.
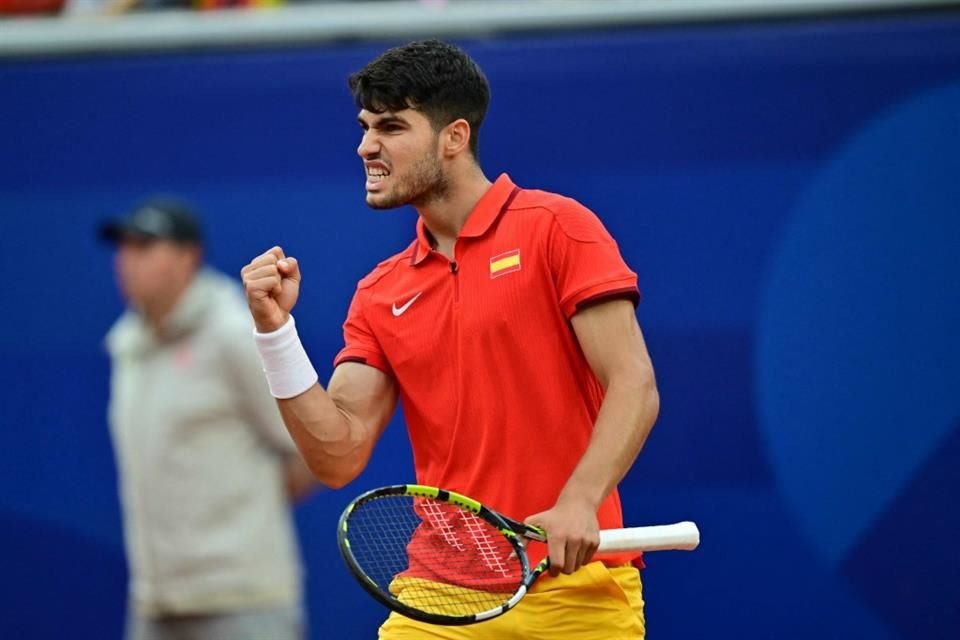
[509,187,612,243]
[356,241,414,290]
[510,187,584,214]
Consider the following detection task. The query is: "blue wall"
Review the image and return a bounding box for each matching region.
[2,12,959,639]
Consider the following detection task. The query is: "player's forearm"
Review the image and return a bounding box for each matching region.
[558,369,659,512]
[277,385,373,489]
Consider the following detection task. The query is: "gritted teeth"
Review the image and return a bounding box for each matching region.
[367,166,389,177]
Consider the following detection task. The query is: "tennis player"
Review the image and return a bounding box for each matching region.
[242,39,659,639]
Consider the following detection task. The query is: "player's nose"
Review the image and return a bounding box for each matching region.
[357,131,379,158]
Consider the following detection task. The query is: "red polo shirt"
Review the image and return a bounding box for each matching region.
[335,174,640,568]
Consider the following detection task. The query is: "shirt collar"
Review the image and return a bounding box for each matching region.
[410,173,519,267]
[410,218,433,266]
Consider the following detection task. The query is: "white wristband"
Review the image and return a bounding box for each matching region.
[253,315,319,399]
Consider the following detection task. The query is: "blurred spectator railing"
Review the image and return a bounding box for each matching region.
[1,0,958,57]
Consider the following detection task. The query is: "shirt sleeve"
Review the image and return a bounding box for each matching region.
[548,201,640,319]
[334,286,393,376]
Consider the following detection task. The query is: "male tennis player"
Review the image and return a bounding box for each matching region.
[242,39,659,638]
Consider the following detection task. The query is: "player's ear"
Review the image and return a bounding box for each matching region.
[441,118,472,158]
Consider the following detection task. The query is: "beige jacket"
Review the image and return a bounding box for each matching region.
[105,269,302,616]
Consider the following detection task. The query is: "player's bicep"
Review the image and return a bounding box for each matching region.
[327,361,398,441]
[570,298,655,390]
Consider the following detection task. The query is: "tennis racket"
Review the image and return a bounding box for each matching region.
[337,484,699,625]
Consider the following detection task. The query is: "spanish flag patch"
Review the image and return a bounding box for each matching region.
[489,249,521,278]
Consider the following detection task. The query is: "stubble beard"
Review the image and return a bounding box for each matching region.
[367,150,448,210]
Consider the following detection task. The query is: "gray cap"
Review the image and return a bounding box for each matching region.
[99,198,203,245]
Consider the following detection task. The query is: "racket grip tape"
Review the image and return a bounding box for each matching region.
[598,521,700,553]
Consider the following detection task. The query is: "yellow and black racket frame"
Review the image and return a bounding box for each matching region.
[337,483,547,625]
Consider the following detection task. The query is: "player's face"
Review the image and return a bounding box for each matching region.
[357,108,448,210]
[114,237,194,311]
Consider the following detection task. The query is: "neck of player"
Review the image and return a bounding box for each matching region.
[416,162,491,261]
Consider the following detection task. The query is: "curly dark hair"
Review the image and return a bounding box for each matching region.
[348,39,490,158]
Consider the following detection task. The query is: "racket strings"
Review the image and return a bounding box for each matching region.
[346,495,524,617]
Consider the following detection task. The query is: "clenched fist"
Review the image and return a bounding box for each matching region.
[241,246,301,333]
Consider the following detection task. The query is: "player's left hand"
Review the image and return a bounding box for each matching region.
[524,497,600,576]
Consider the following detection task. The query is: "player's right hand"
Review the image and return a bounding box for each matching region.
[241,246,301,333]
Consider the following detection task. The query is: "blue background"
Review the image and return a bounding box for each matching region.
[2,11,959,639]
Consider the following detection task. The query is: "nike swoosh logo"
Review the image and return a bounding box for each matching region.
[392,291,423,317]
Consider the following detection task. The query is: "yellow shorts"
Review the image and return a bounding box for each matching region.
[378,562,645,640]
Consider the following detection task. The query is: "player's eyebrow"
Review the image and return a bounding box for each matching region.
[358,113,410,129]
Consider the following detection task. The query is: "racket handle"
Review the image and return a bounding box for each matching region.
[598,521,700,553]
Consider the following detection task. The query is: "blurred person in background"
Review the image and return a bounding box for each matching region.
[0,0,65,15]
[60,0,188,17]
[60,0,279,18]
[99,198,315,640]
